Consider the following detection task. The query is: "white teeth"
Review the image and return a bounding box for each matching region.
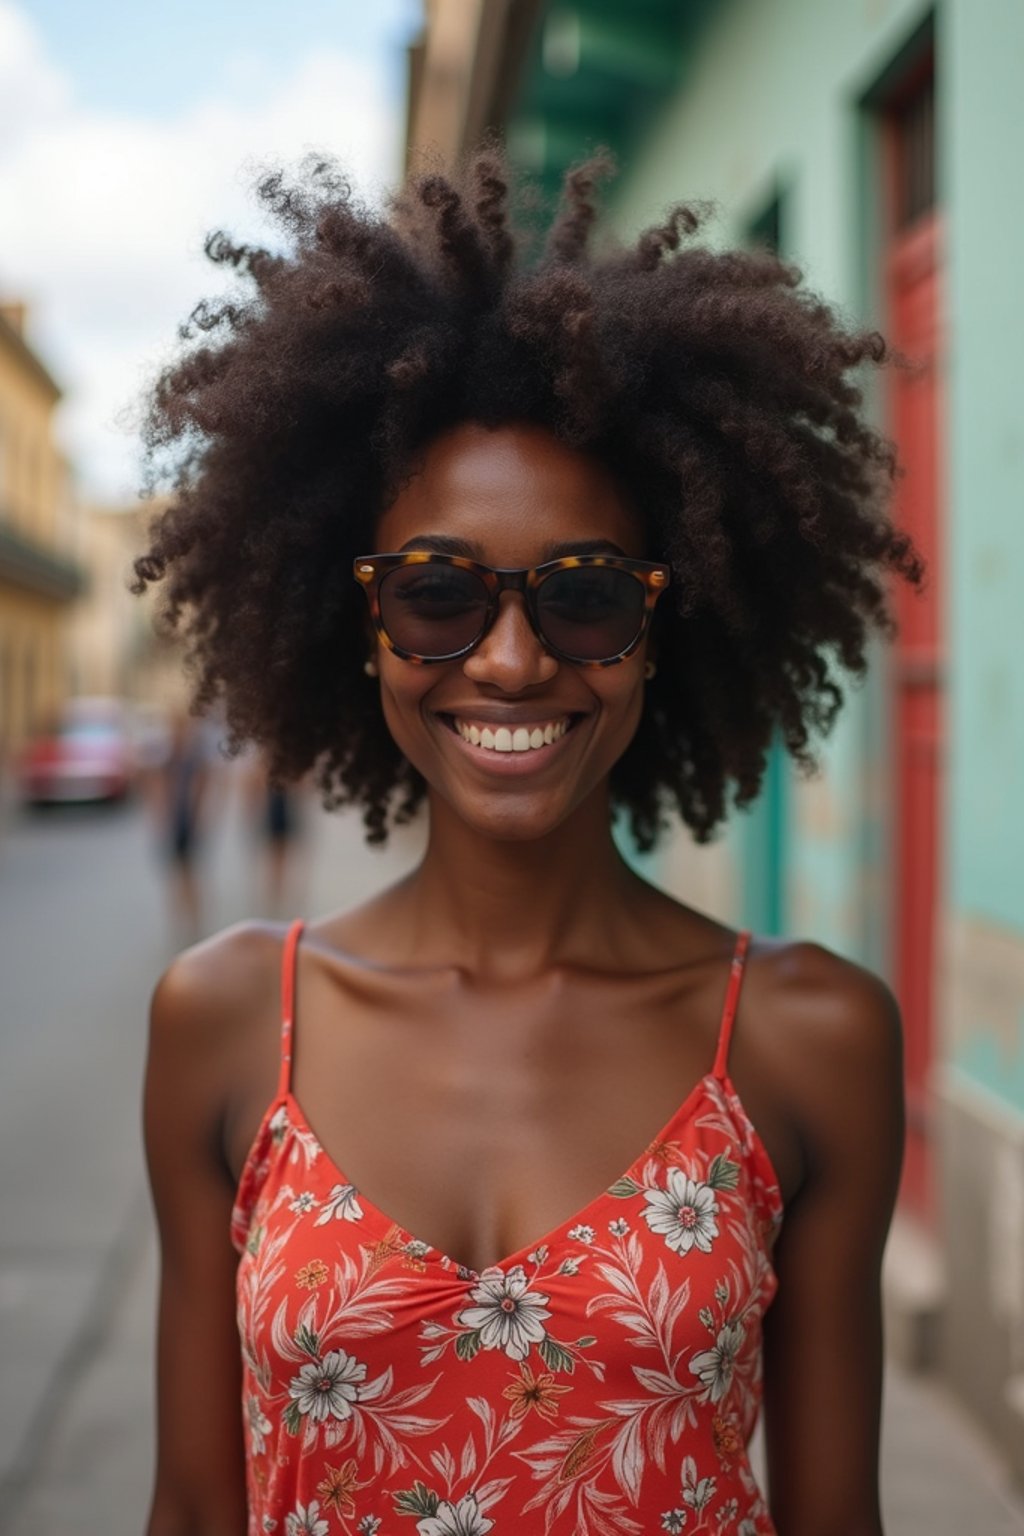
[453,716,571,753]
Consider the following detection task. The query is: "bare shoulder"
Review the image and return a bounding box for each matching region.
[745,936,904,1192]
[750,935,903,1069]
[148,920,286,1075]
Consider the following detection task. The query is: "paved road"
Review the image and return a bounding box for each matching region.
[0,778,1021,1534]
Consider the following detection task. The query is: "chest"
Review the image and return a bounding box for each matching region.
[234,968,796,1275]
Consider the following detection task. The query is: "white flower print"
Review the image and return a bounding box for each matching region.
[357,1519,382,1535]
[661,1512,687,1534]
[314,1182,364,1225]
[558,1257,581,1276]
[681,1456,717,1513]
[690,1319,745,1402]
[642,1169,719,1255]
[416,1492,494,1536]
[288,1350,367,1422]
[289,1191,317,1214]
[608,1217,630,1237]
[567,1223,595,1243]
[455,1265,551,1360]
[247,1392,272,1455]
[405,1238,430,1259]
[285,1500,329,1536]
[716,1498,739,1530]
[269,1105,290,1139]
[527,1244,549,1264]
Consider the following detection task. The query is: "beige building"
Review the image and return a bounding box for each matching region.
[0,302,83,759]
[406,0,540,167]
[72,500,182,711]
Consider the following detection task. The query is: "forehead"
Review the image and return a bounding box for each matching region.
[376,422,644,561]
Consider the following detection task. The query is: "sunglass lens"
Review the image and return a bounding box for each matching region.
[378,564,489,659]
[537,566,645,661]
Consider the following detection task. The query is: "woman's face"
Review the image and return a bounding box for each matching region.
[370,421,652,843]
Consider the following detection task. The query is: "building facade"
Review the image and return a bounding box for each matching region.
[0,304,83,764]
[72,501,182,711]
[406,0,1024,1482]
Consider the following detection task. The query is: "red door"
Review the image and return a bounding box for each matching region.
[883,61,943,1223]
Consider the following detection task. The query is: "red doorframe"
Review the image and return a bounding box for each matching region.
[882,56,944,1224]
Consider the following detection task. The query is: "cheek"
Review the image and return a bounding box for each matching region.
[593,669,645,729]
[376,661,439,751]
[565,671,648,788]
[604,678,647,760]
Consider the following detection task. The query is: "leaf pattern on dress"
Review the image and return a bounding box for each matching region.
[234,1071,783,1536]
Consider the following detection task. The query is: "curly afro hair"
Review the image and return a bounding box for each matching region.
[132,145,924,849]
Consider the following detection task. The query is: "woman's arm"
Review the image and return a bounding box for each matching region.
[761,946,905,1536]
[143,951,250,1536]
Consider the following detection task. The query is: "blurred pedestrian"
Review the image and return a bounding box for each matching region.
[136,146,924,1535]
[145,707,215,945]
[244,751,307,918]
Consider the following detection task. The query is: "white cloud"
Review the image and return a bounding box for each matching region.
[0,2,69,144]
[0,2,404,500]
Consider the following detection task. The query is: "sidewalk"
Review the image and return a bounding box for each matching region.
[5,1189,1024,1535]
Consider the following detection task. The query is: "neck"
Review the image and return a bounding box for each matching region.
[397,786,648,980]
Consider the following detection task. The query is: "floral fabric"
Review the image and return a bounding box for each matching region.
[232,925,783,1535]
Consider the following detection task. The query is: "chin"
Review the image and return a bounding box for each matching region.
[429,766,616,844]
[446,793,575,844]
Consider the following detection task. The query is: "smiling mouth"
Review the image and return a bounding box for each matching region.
[439,714,579,754]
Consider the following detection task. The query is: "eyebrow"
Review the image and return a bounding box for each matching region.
[396,535,629,560]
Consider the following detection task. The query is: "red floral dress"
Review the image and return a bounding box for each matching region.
[232,924,783,1536]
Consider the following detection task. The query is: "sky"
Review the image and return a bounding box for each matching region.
[0,0,421,501]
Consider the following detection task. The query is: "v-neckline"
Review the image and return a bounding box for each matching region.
[277,1068,763,1280]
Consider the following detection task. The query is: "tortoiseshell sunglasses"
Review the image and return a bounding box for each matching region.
[353,552,670,667]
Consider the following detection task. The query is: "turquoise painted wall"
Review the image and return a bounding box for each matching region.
[945,0,1024,933]
[943,0,1024,1111]
[604,0,935,967]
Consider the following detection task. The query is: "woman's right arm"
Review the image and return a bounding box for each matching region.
[143,952,249,1536]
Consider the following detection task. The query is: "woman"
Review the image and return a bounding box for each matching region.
[136,149,921,1536]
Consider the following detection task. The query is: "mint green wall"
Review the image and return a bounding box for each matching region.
[945,0,1024,933]
[942,0,1024,1111]
[737,736,788,938]
[605,0,935,967]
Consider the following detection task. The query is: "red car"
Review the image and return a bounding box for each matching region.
[19,697,135,806]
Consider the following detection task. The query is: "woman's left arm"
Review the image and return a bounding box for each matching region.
[761,950,905,1536]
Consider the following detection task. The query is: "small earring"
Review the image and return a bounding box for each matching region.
[644,659,657,681]
[363,657,379,678]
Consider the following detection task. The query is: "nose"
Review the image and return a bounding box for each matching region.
[461,592,559,689]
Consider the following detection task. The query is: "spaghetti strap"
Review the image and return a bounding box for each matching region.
[277,919,305,1099]
[712,928,751,1080]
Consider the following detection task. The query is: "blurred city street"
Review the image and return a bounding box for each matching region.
[0,773,1022,1535]
[0,764,425,1534]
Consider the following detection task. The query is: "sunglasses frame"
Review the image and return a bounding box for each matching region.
[353,551,671,667]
